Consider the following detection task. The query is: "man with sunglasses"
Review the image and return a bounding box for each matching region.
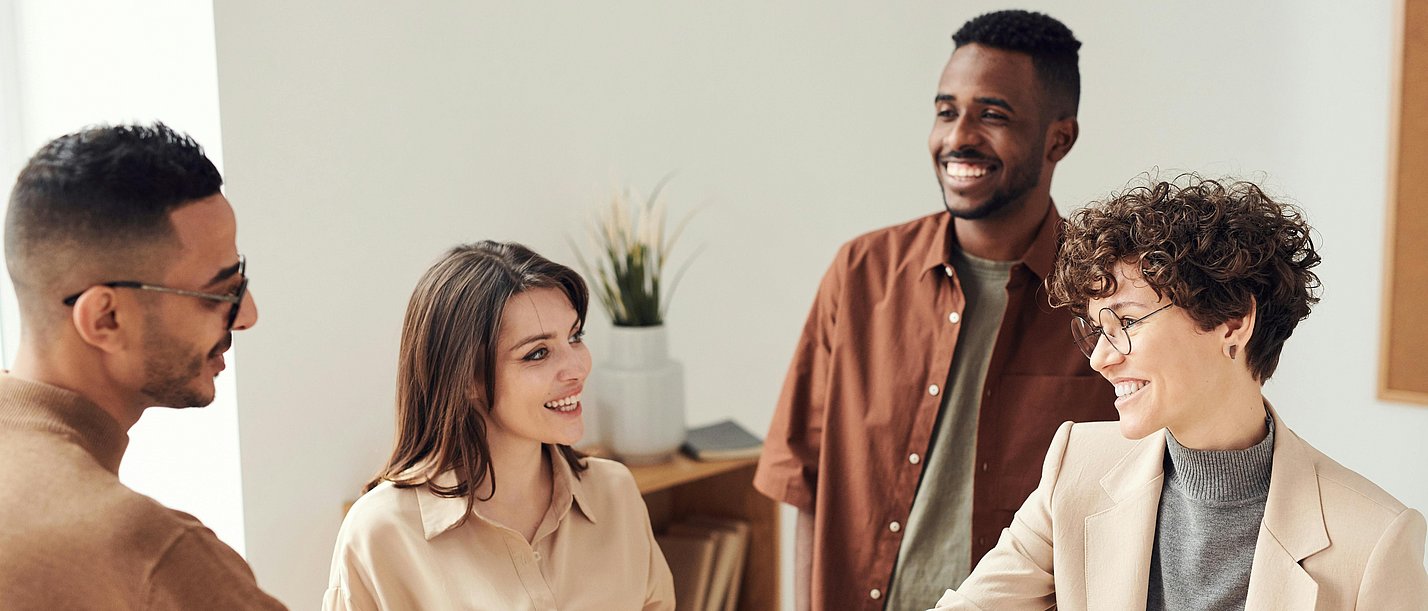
[0,124,284,608]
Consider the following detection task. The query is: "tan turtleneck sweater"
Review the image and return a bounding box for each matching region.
[0,372,286,610]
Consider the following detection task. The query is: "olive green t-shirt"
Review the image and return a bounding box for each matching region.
[886,249,1014,610]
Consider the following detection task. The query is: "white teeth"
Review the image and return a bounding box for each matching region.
[1114,381,1147,398]
[944,162,990,179]
[544,394,581,412]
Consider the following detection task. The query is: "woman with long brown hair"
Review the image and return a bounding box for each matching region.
[323,241,674,610]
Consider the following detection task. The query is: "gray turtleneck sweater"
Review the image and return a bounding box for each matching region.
[1146,418,1275,611]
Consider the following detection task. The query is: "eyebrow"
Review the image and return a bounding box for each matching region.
[506,320,583,353]
[508,332,555,352]
[933,94,1015,112]
[205,259,243,287]
[1102,300,1153,313]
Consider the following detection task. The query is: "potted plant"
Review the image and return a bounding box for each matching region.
[573,178,697,464]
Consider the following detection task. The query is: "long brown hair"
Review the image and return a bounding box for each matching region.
[368,241,589,521]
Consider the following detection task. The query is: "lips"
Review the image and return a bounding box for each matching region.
[543,391,581,413]
[944,161,991,178]
[940,156,998,186]
[1109,378,1149,410]
[1114,380,1147,398]
[208,333,232,359]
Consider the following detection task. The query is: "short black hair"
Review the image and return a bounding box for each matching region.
[5,122,222,307]
[953,10,1081,118]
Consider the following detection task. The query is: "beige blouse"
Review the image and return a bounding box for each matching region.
[323,452,675,611]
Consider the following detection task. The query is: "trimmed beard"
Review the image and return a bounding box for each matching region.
[139,311,221,408]
[941,147,1045,220]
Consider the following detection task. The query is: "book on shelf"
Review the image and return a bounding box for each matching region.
[681,420,763,461]
[656,530,717,611]
[659,515,751,611]
[685,516,750,611]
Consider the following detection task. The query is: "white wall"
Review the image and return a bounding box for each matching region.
[3,0,247,555]
[210,1,1428,608]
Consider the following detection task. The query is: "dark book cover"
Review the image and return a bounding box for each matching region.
[681,420,763,461]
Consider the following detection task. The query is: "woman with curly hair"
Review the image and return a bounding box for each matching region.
[323,241,674,610]
[931,176,1428,610]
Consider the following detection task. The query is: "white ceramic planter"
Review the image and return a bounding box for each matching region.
[597,325,686,465]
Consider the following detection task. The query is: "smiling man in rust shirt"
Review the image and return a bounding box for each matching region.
[754,11,1118,610]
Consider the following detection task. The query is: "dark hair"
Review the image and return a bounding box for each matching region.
[1047,175,1322,381]
[5,122,222,308]
[369,241,590,523]
[953,10,1081,119]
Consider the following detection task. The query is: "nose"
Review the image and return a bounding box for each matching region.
[945,114,984,152]
[1088,333,1123,373]
[232,289,259,331]
[561,342,592,382]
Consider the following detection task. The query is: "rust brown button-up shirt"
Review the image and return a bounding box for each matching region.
[754,206,1118,610]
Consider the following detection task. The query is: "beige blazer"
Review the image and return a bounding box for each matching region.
[931,412,1428,611]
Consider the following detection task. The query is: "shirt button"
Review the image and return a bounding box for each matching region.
[981,462,989,472]
[944,266,953,277]
[889,521,901,533]
[948,311,961,324]
[870,589,883,600]
[929,384,940,396]
[533,552,541,561]
[908,453,921,464]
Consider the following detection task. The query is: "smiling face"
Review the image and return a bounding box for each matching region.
[137,194,258,408]
[929,44,1055,220]
[487,286,591,449]
[1086,262,1238,441]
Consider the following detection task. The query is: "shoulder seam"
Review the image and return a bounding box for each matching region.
[1316,470,1404,515]
[141,525,203,606]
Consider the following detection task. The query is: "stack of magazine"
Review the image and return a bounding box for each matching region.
[656,516,750,611]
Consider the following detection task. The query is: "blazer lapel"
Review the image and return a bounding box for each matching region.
[1245,411,1327,610]
[1084,430,1166,611]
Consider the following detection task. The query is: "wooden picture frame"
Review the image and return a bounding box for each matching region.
[1381,0,1428,405]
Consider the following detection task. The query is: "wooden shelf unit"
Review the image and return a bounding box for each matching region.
[628,454,779,611]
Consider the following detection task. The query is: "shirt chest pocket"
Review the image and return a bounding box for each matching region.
[984,374,1114,503]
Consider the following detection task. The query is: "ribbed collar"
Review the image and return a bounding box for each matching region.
[0,372,128,473]
[1163,416,1275,503]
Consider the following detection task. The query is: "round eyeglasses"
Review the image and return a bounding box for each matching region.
[1070,303,1173,359]
[61,255,249,330]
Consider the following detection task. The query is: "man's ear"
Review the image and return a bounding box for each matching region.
[1221,297,1258,359]
[71,288,129,354]
[1046,116,1079,163]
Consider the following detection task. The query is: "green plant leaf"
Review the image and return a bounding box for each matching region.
[571,176,697,327]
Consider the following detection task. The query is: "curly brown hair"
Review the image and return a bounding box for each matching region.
[1047,175,1322,381]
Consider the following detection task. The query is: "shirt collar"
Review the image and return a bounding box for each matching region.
[0,371,128,473]
[416,446,597,541]
[552,448,599,525]
[919,203,1063,280]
